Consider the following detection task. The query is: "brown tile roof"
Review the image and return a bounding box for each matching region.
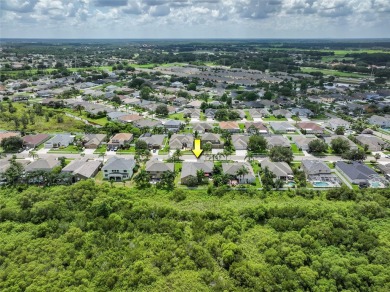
[219,121,239,130]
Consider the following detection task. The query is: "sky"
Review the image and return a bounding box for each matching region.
[1,0,390,39]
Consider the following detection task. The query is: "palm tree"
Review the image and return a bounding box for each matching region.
[236,166,249,184]
[75,104,84,116]
[245,152,254,163]
[98,152,106,163]
[133,169,151,188]
[28,150,38,161]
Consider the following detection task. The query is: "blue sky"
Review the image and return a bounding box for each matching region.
[1,0,389,38]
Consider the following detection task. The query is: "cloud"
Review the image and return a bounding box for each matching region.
[1,0,39,13]
[150,5,170,16]
[94,0,128,7]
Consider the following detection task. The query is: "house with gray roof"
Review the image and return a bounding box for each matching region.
[335,161,378,185]
[181,161,213,185]
[325,118,351,131]
[183,108,200,119]
[62,159,102,180]
[192,122,213,133]
[201,133,223,149]
[377,164,390,180]
[169,134,194,150]
[291,108,314,117]
[107,111,128,121]
[272,109,292,118]
[102,157,136,181]
[139,134,166,149]
[301,160,331,179]
[205,108,217,119]
[232,134,250,150]
[292,136,319,151]
[368,115,390,128]
[145,159,174,180]
[44,134,74,149]
[269,122,296,133]
[24,158,60,172]
[164,120,183,133]
[356,134,388,151]
[324,135,358,150]
[222,162,256,184]
[134,119,162,129]
[265,135,291,148]
[260,158,293,181]
[249,108,270,118]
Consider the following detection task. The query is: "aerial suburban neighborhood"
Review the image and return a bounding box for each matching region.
[0,40,389,192]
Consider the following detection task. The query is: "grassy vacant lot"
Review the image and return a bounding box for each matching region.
[300,67,369,78]
[0,102,85,132]
[62,109,108,126]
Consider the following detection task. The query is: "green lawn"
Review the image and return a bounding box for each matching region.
[48,145,81,154]
[244,110,253,121]
[169,113,185,121]
[263,116,287,121]
[117,147,136,154]
[93,145,107,154]
[291,143,304,156]
[300,67,369,78]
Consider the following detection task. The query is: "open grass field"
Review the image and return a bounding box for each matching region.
[0,102,85,133]
[300,67,369,78]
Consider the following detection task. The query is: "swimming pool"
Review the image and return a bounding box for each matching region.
[370,181,382,188]
[313,181,332,187]
[285,182,295,188]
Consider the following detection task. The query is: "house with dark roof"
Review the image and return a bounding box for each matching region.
[22,134,50,149]
[102,157,136,181]
[164,120,183,133]
[335,161,378,185]
[291,108,314,117]
[192,122,213,133]
[356,135,388,151]
[244,122,268,134]
[133,119,162,129]
[145,159,174,180]
[265,135,291,148]
[222,162,256,184]
[273,109,292,118]
[181,161,213,185]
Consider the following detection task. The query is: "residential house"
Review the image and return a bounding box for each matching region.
[301,160,332,179]
[222,162,256,184]
[133,119,162,129]
[201,133,223,149]
[164,120,183,133]
[117,114,143,124]
[169,134,194,150]
[368,115,390,128]
[83,134,106,149]
[22,134,50,149]
[249,108,270,118]
[44,134,74,149]
[145,159,175,180]
[260,158,293,181]
[325,118,351,131]
[377,164,390,179]
[219,121,240,133]
[232,134,250,150]
[138,134,166,149]
[0,132,20,143]
[62,158,102,180]
[108,133,133,149]
[265,135,291,148]
[186,100,203,109]
[292,136,319,151]
[102,157,136,181]
[356,135,388,151]
[324,135,358,150]
[291,108,314,117]
[245,122,268,134]
[183,108,201,119]
[205,108,217,119]
[269,122,296,133]
[192,122,213,133]
[335,161,378,185]
[24,158,60,172]
[297,122,324,134]
[181,161,213,185]
[272,109,292,118]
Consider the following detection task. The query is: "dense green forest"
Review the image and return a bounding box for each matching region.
[0,182,389,291]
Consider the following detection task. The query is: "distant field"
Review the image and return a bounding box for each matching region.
[300,67,369,78]
[0,66,113,76]
[132,62,187,69]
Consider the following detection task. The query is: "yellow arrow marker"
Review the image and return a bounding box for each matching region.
[192,139,203,158]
